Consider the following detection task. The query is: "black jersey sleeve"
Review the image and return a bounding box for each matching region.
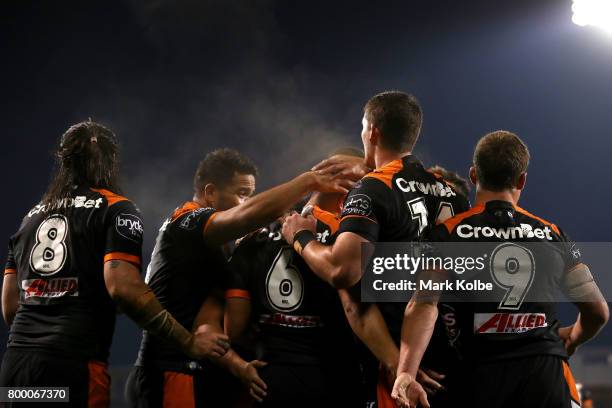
[103,200,144,267]
[557,227,582,271]
[173,206,219,245]
[337,177,392,242]
[225,238,255,300]
[4,240,16,275]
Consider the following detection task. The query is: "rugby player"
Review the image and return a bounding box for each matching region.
[427,166,470,201]
[126,148,353,407]
[314,160,471,407]
[220,148,381,406]
[392,131,609,408]
[282,91,469,407]
[0,122,224,407]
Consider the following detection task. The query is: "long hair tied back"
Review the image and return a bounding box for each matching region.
[42,120,121,205]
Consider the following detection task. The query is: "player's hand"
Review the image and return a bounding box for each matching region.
[239,360,268,403]
[307,170,356,194]
[559,325,578,356]
[391,373,430,408]
[189,324,231,359]
[417,367,445,396]
[312,154,371,181]
[281,212,317,245]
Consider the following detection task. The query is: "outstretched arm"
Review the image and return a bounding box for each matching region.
[204,171,352,246]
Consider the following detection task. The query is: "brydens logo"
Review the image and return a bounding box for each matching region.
[116,213,144,242]
[343,194,372,217]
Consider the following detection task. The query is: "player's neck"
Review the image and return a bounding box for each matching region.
[474,189,519,207]
[192,194,212,208]
[374,148,411,169]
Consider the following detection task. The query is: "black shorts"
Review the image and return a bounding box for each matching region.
[254,364,326,407]
[198,361,249,407]
[254,363,362,408]
[460,355,581,408]
[125,365,203,408]
[0,348,110,408]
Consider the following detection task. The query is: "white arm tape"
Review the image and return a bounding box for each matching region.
[563,263,604,302]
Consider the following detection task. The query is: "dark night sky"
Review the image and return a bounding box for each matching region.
[1,0,611,365]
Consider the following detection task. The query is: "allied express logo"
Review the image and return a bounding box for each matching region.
[474,312,547,334]
[22,277,79,298]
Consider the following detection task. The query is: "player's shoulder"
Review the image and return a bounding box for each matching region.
[440,204,487,235]
[513,205,562,237]
[90,188,133,208]
[312,205,340,235]
[363,159,404,189]
[89,189,143,233]
[168,202,216,227]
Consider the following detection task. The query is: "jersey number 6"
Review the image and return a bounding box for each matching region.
[265,247,304,312]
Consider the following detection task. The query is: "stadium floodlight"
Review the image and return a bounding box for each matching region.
[572,0,612,33]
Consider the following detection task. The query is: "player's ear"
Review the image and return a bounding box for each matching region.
[469,166,477,186]
[516,172,527,190]
[369,126,381,146]
[203,183,218,206]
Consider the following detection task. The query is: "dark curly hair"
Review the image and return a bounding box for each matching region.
[193,148,258,193]
[42,120,121,205]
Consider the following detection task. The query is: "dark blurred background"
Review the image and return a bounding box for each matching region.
[1,0,611,405]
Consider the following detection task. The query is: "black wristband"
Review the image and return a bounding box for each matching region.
[293,230,316,255]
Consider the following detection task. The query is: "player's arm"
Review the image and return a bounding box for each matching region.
[194,290,267,402]
[301,229,367,289]
[104,260,229,359]
[223,241,254,340]
[390,293,437,408]
[204,171,352,246]
[559,262,609,356]
[102,200,229,359]
[391,254,448,408]
[1,272,18,326]
[224,296,252,340]
[338,289,398,373]
[311,154,372,180]
[283,177,387,288]
[2,245,19,326]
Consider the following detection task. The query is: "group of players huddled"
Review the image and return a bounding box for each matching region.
[1,91,608,407]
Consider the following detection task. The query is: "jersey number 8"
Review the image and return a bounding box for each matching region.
[29,214,69,276]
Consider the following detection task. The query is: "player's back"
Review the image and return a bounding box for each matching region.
[340,155,468,242]
[431,200,577,362]
[6,187,143,361]
[227,210,349,365]
[227,207,361,405]
[339,155,470,342]
[137,202,227,369]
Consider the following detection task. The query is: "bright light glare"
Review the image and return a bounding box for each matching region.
[572,0,612,33]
